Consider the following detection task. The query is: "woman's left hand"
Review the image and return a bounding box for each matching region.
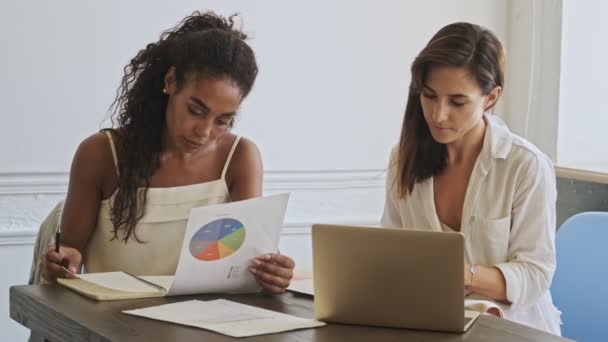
[249,253,295,294]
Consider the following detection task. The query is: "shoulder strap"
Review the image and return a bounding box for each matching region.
[103,130,119,177]
[221,136,241,180]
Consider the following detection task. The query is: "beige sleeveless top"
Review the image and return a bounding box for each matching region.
[85,131,240,276]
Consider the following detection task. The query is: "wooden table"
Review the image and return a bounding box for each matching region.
[10,285,571,342]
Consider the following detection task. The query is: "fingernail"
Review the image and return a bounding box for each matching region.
[249,267,257,273]
[264,254,271,260]
[253,259,261,266]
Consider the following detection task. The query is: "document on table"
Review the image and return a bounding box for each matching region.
[123,299,326,337]
[288,269,314,296]
[288,278,314,295]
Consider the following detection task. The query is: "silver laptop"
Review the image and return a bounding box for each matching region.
[311,224,480,333]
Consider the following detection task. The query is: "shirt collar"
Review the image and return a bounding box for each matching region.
[483,114,513,161]
[474,114,513,176]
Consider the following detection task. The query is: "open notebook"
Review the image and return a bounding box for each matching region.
[58,272,173,301]
[58,194,289,301]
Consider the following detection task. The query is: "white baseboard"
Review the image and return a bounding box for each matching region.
[0,170,386,194]
[0,170,386,245]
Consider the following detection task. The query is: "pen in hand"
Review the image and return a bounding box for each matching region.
[55,230,61,253]
[52,230,79,279]
[54,230,76,278]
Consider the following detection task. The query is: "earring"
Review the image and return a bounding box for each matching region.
[162,88,167,94]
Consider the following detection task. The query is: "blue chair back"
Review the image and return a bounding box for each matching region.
[551,212,608,341]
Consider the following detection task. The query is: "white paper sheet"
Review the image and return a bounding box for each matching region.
[123,299,326,337]
[288,269,315,295]
[168,193,289,295]
[288,278,314,296]
[139,275,174,291]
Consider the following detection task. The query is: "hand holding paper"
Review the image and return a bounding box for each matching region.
[168,193,289,295]
[250,253,295,294]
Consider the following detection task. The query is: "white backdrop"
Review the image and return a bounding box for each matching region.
[557,0,608,167]
[0,0,509,172]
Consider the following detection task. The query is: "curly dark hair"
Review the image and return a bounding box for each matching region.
[108,11,258,242]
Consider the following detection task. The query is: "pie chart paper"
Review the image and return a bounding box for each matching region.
[168,193,289,295]
[189,218,246,261]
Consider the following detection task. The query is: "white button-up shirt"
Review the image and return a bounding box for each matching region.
[381,115,561,335]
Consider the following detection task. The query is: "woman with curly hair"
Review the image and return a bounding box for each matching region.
[42,11,294,294]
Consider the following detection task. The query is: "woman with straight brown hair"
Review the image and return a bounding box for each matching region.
[382,22,561,334]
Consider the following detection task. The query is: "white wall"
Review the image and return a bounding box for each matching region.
[501,1,608,168]
[502,0,562,161]
[0,1,510,340]
[0,0,509,172]
[557,0,608,167]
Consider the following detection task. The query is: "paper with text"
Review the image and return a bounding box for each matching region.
[123,299,325,337]
[168,193,289,295]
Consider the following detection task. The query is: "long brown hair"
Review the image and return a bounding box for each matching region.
[395,22,505,198]
[109,11,258,242]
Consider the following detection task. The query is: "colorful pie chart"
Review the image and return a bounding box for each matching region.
[189,218,246,261]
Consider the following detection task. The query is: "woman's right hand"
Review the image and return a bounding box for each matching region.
[42,245,82,282]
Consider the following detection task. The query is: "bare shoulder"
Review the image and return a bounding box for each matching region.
[73,132,115,167]
[227,135,262,174]
[69,131,117,195]
[232,136,262,165]
[60,131,117,249]
[224,135,263,191]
